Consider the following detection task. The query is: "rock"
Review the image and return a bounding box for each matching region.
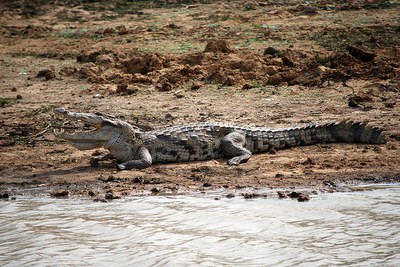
[88,190,96,197]
[226,193,235,198]
[16,94,23,99]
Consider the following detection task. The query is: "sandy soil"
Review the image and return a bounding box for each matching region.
[1,0,399,199]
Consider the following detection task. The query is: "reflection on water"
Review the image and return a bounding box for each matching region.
[1,186,399,266]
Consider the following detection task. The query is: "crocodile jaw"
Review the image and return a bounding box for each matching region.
[54,107,124,150]
[54,129,111,150]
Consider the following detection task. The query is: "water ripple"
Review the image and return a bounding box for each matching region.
[1,187,399,266]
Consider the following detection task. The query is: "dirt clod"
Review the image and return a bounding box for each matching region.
[289,191,301,198]
[105,190,121,199]
[282,56,295,67]
[93,198,108,203]
[277,191,288,198]
[37,68,56,80]
[348,93,373,108]
[297,193,310,202]
[264,47,281,56]
[242,83,254,90]
[204,39,233,54]
[346,45,376,62]
[190,82,203,90]
[243,193,267,199]
[115,84,138,95]
[156,81,173,91]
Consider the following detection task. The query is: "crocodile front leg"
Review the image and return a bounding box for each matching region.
[221,132,252,165]
[117,146,152,170]
[90,153,114,167]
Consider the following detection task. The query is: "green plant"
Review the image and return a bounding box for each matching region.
[206,23,220,28]
[0,98,16,108]
[53,29,90,39]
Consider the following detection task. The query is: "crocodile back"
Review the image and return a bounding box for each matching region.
[142,121,386,163]
[145,123,246,163]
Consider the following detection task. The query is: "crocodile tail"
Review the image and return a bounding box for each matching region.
[260,121,386,152]
[324,120,386,144]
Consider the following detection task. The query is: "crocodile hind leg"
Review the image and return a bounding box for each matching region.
[221,132,252,165]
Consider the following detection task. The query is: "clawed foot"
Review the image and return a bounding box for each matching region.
[117,163,126,170]
[228,158,241,165]
[227,154,251,166]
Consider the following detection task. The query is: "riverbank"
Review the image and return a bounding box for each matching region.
[1,0,399,198]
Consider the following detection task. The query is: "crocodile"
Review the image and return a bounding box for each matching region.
[53,107,387,170]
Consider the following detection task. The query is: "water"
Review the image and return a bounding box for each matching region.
[1,186,399,266]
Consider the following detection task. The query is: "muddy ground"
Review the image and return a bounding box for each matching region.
[1,0,399,200]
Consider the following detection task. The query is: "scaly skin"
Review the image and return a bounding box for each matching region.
[54,108,387,170]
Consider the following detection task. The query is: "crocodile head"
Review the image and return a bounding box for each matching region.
[54,107,138,150]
